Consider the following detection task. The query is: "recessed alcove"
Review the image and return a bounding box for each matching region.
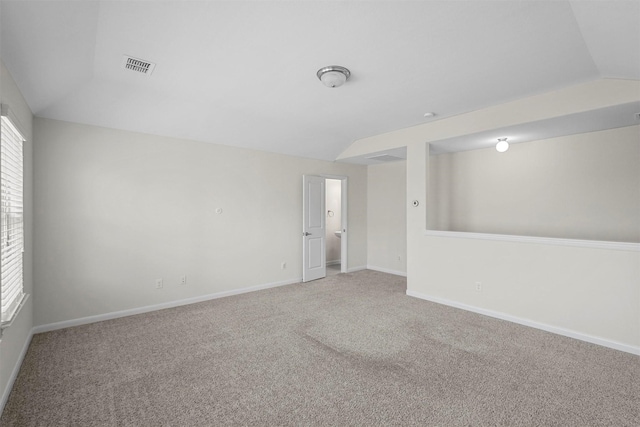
[427,125,640,244]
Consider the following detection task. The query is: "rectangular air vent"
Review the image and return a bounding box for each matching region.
[366,154,404,162]
[122,55,156,75]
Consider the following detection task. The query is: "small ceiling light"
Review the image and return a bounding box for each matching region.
[317,65,350,88]
[496,138,509,153]
[423,112,436,118]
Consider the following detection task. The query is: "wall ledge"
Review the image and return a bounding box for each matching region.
[407,289,640,356]
[423,230,640,252]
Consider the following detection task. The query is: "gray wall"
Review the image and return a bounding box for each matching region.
[0,61,34,410]
[341,78,640,352]
[367,161,407,274]
[33,117,367,326]
[429,126,640,242]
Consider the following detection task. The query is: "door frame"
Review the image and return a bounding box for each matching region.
[319,174,348,273]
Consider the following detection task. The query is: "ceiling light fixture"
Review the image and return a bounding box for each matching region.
[317,65,350,88]
[423,112,436,118]
[496,138,509,153]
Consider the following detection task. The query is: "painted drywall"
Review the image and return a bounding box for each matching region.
[339,78,640,159]
[325,179,341,264]
[339,79,640,351]
[429,126,640,242]
[412,233,639,348]
[409,139,639,351]
[0,61,34,411]
[367,161,407,275]
[33,118,367,326]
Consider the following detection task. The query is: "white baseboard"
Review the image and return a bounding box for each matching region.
[33,277,302,334]
[406,290,640,356]
[326,260,341,266]
[346,265,367,273]
[1,329,33,415]
[367,265,407,277]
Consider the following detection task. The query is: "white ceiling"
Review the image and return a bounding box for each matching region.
[1,1,639,161]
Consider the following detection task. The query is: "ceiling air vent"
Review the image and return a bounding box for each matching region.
[366,154,404,162]
[122,55,156,75]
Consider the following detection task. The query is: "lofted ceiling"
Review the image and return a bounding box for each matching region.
[1,1,639,161]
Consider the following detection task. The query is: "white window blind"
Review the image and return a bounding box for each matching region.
[1,110,25,324]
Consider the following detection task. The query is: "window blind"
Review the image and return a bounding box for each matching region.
[1,111,25,323]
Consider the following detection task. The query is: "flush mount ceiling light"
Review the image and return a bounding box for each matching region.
[317,65,351,88]
[496,138,509,153]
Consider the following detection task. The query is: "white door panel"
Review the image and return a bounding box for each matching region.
[307,238,323,269]
[302,175,326,282]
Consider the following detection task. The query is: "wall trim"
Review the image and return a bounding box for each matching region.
[1,329,33,415]
[406,289,640,356]
[0,104,27,141]
[326,260,341,266]
[346,265,367,273]
[33,277,302,334]
[367,265,407,277]
[423,229,640,252]
[0,294,30,332]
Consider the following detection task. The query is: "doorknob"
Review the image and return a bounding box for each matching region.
[303,232,311,236]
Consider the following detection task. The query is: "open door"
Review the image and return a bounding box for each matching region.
[302,175,326,282]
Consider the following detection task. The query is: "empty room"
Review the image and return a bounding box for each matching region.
[1,1,639,425]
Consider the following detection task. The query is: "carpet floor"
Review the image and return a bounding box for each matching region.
[2,270,638,426]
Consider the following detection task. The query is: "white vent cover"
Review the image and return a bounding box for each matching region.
[366,154,404,162]
[122,55,156,75]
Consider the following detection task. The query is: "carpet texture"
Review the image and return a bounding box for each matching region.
[2,270,639,426]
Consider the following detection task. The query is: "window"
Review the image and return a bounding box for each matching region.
[1,107,25,324]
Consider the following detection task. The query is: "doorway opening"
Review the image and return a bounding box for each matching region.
[325,179,342,276]
[302,175,348,282]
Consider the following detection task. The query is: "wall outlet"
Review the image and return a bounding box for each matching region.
[281,262,287,270]
[475,281,482,292]
[179,275,187,286]
[155,278,163,290]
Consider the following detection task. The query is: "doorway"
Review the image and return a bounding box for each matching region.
[325,179,342,276]
[302,175,348,282]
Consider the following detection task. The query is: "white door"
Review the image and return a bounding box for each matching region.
[302,175,326,282]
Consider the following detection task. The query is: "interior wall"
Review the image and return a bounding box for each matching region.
[339,80,640,352]
[367,161,407,275]
[33,117,367,326]
[325,179,341,264]
[407,137,640,351]
[428,126,640,242]
[339,79,640,159]
[0,61,34,409]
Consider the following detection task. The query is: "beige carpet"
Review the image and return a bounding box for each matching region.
[2,270,639,426]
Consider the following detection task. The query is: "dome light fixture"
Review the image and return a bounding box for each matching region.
[317,65,350,88]
[496,137,509,153]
